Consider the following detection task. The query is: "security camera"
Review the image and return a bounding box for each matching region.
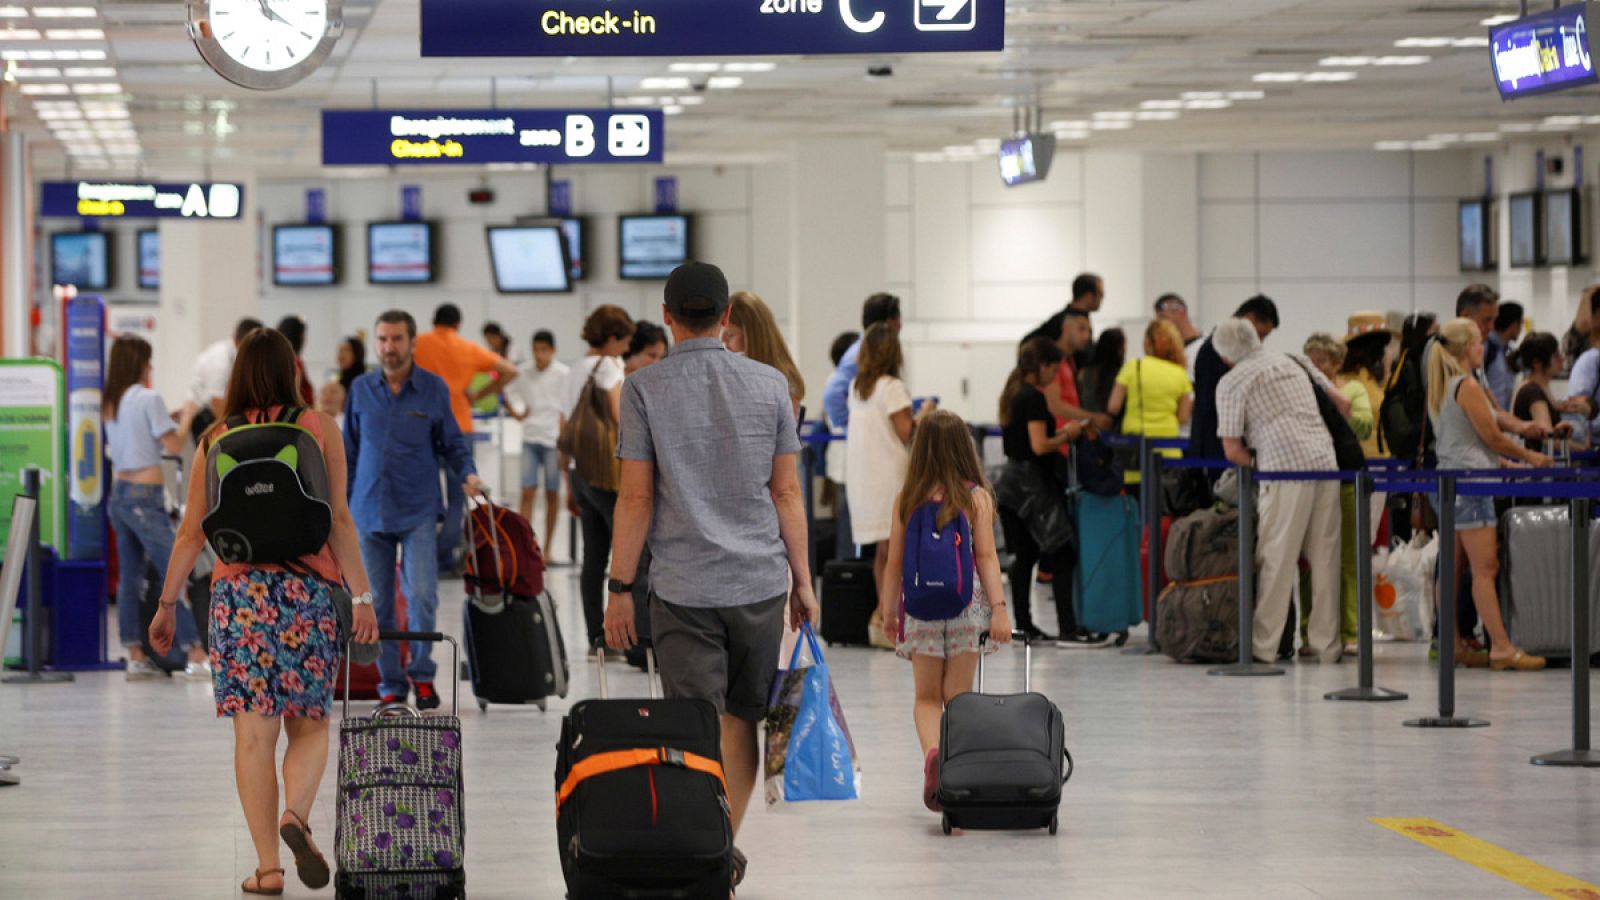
[867,64,893,78]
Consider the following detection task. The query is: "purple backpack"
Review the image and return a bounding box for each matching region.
[902,499,975,621]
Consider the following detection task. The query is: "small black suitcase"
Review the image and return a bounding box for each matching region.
[820,558,876,646]
[937,632,1073,835]
[555,651,732,899]
[462,590,569,711]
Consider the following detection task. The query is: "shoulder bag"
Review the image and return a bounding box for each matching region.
[1293,358,1366,471]
[557,363,622,493]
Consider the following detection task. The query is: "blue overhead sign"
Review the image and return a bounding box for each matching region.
[322,109,664,165]
[419,0,1003,57]
[1490,3,1599,100]
[38,181,244,219]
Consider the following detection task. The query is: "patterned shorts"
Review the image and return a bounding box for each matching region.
[209,570,342,719]
[894,584,999,661]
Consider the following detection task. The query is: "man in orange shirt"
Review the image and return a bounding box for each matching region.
[414,303,520,572]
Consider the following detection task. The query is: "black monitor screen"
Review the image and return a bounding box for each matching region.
[273,225,339,286]
[1509,193,1541,267]
[619,214,689,280]
[487,225,572,293]
[1545,189,1580,265]
[51,231,110,291]
[367,221,435,284]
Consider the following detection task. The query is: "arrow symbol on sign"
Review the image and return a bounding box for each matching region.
[922,0,967,21]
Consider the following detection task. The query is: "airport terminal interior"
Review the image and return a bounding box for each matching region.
[1,0,1600,897]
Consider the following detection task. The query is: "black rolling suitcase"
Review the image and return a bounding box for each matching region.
[555,651,733,899]
[462,590,569,711]
[820,558,876,646]
[335,631,466,900]
[936,632,1073,835]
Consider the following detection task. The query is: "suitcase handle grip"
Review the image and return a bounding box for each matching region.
[379,630,448,643]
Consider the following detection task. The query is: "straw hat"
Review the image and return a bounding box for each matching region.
[1344,311,1391,343]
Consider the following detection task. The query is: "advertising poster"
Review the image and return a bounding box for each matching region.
[63,296,106,560]
[0,360,65,562]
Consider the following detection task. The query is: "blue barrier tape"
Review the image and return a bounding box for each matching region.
[1454,480,1600,500]
[1147,438,1190,450]
[1102,434,1141,449]
[1368,467,1597,483]
[1161,457,1233,470]
[1366,458,1410,469]
[1367,479,1438,494]
[1254,470,1356,483]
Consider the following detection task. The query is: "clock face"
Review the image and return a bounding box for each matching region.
[208,0,327,73]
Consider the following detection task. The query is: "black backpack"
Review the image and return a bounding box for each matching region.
[201,407,332,565]
[1378,351,1431,463]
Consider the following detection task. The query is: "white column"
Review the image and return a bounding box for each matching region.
[1,132,29,359]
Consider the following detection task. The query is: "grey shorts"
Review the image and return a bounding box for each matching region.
[650,593,786,722]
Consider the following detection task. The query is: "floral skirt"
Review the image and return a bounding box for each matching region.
[894,583,1000,661]
[209,570,341,719]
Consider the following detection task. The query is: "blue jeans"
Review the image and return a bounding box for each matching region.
[437,469,465,571]
[109,482,199,651]
[360,521,440,698]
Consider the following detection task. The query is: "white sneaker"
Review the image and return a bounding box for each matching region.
[125,659,162,681]
[180,659,213,681]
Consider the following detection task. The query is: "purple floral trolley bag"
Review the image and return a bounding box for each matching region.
[334,631,465,900]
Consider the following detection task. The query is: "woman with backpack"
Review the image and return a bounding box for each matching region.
[149,328,380,896]
[103,335,209,680]
[878,409,1011,812]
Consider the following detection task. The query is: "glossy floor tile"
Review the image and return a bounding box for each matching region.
[1,570,1596,899]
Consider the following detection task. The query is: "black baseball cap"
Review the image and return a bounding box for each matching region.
[664,261,729,321]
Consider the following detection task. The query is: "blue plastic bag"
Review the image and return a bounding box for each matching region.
[763,623,861,805]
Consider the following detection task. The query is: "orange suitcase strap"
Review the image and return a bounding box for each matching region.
[556,747,728,813]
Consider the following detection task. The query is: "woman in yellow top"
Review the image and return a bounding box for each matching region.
[1337,312,1391,459]
[1107,319,1193,485]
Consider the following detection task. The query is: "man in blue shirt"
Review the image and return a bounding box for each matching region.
[346,309,484,709]
[820,292,902,431]
[1485,302,1523,412]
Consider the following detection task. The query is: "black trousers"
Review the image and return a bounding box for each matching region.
[998,505,1078,636]
[572,474,617,647]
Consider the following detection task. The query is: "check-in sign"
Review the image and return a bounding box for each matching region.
[38,181,244,218]
[321,109,664,165]
[419,0,1003,57]
[1490,3,1600,99]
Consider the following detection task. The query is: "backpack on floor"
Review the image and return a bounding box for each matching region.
[201,407,332,565]
[902,499,975,622]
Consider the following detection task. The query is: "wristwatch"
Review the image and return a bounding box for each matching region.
[353,591,375,607]
[607,578,634,594]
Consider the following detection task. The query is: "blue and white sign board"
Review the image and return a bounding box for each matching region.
[322,109,664,165]
[654,176,678,213]
[38,181,244,219]
[549,180,572,217]
[401,185,423,221]
[420,0,1002,57]
[306,188,327,224]
[62,296,104,561]
[1490,3,1599,99]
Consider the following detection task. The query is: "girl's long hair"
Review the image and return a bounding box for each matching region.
[895,409,988,529]
[730,291,806,403]
[1426,318,1479,416]
[204,328,301,449]
[998,337,1064,427]
[103,335,152,421]
[854,322,903,402]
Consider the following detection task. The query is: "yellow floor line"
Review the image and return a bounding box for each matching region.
[1373,818,1600,899]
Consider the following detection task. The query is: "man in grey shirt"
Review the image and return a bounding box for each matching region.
[605,261,818,887]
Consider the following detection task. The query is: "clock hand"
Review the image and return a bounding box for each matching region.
[255,0,292,27]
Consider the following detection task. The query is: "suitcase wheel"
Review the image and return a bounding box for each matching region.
[536,698,548,712]
[478,699,489,713]
[1049,814,1059,836]
[941,813,952,836]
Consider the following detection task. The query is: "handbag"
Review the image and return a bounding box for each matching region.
[1123,359,1209,515]
[556,363,622,493]
[996,460,1076,555]
[1293,359,1366,471]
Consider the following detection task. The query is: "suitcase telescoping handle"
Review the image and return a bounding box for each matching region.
[595,645,662,701]
[341,631,460,719]
[976,631,1031,694]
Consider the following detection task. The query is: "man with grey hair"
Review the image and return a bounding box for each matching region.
[1214,317,1352,664]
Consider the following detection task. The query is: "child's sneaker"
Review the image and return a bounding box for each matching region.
[923,747,942,812]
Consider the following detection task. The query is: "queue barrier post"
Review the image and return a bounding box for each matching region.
[1405,474,1487,728]
[1209,466,1285,677]
[1532,494,1600,767]
[1326,468,1408,703]
[2,468,72,686]
[1128,437,1163,656]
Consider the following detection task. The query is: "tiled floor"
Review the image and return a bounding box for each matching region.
[1,570,1596,899]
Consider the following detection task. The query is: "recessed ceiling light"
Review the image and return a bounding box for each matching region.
[707,75,743,88]
[638,76,689,90]
[31,7,96,16]
[19,82,65,93]
[1253,72,1303,83]
[1395,37,1453,48]
[1141,99,1183,109]
[1,27,42,38]
[1410,141,1444,151]
[62,66,112,76]
[35,108,77,119]
[1227,90,1266,100]
[1427,133,1462,143]
[1135,110,1179,121]
[1053,130,1088,141]
[71,81,119,93]
[1303,71,1357,82]
[1320,56,1374,66]
[614,96,656,106]
[58,48,101,59]
[1092,110,1134,120]
[43,27,100,38]
[1375,55,1431,66]
[1048,119,1088,130]
[1462,132,1499,142]
[913,152,947,163]
[1544,114,1584,125]
[1452,36,1489,48]
[667,62,719,72]
[1180,91,1222,100]
[1089,120,1132,130]
[1375,141,1410,151]
[12,64,56,76]
[942,145,978,156]
[1481,14,1517,26]
[1499,122,1536,132]
[0,5,27,16]
[675,95,704,106]
[723,62,775,73]
[662,104,684,115]
[1585,115,1600,125]
[1184,98,1232,109]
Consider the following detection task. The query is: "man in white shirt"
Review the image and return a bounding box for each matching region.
[507,329,571,552]
[176,317,261,444]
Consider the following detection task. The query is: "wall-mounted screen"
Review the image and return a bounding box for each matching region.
[273,224,339,286]
[1543,189,1586,266]
[1509,192,1542,268]
[136,229,159,290]
[486,225,571,293]
[1458,200,1493,271]
[618,214,689,280]
[998,133,1057,187]
[50,231,110,291]
[367,221,436,284]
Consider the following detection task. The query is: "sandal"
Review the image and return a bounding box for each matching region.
[1457,648,1491,669]
[241,868,285,896]
[278,809,331,889]
[1491,649,1546,672]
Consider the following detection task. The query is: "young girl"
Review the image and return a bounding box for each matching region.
[878,409,1012,813]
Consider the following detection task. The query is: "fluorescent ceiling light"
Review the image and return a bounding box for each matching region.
[975,138,1001,152]
[43,27,101,38]
[1375,141,1410,151]
[1180,91,1222,100]
[1499,122,1536,132]
[707,75,743,88]
[1053,130,1088,141]
[913,152,947,163]
[638,76,689,90]
[1375,55,1430,66]
[614,96,656,106]
[1544,114,1583,125]
[1303,71,1357,82]
[82,107,127,119]
[1481,14,1517,26]
[18,82,65,92]
[104,144,141,156]
[1048,119,1088,130]
[57,48,100,59]
[1,27,42,38]
[1320,56,1374,66]
[13,64,55,75]
[1227,90,1266,100]
[675,95,704,105]
[662,104,683,115]
[1183,98,1232,109]
[1140,99,1183,109]
[31,6,96,16]
[1253,72,1303,83]
[1453,37,1489,48]
[1135,110,1179,121]
[71,81,118,93]
[1395,37,1453,48]
[62,66,112,76]
[1410,141,1444,150]
[668,62,719,72]
[1426,133,1462,143]
[1585,115,1600,125]
[723,62,775,72]
[0,6,27,16]
[35,108,78,119]
[1092,110,1134,120]
[1089,120,1132,130]
[1462,132,1499,142]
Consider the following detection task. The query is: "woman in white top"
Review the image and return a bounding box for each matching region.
[102,336,208,680]
[847,323,934,594]
[560,305,635,654]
